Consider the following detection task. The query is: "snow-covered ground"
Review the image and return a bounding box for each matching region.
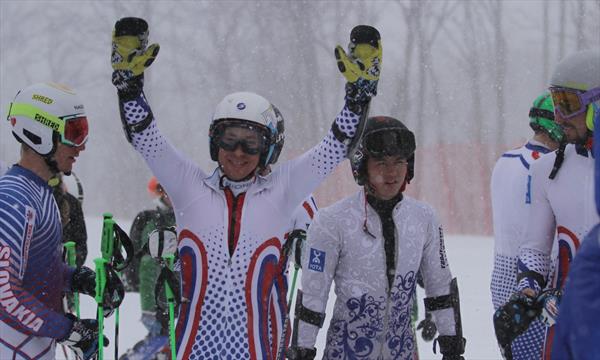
[69,216,501,360]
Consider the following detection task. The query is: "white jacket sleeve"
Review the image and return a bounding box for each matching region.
[118,93,208,210]
[271,104,362,215]
[517,159,555,291]
[296,209,340,348]
[419,211,456,336]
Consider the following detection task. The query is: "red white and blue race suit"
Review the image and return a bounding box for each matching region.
[0,165,75,360]
[119,92,359,360]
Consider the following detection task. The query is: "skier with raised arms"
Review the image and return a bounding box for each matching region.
[286,116,466,360]
[0,83,123,360]
[490,91,563,359]
[111,17,381,359]
[494,49,600,359]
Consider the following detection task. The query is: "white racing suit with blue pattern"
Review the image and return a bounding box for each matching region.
[297,190,458,359]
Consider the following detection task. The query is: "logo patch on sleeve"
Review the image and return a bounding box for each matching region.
[308,248,325,272]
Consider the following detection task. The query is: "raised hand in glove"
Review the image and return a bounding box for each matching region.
[334,25,382,111]
[417,311,437,342]
[111,17,160,97]
[72,266,125,317]
[59,314,108,360]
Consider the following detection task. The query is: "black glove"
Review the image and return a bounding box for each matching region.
[111,17,159,98]
[59,314,109,360]
[493,292,541,357]
[285,346,317,360]
[417,311,437,342]
[434,335,466,360]
[284,229,306,269]
[72,266,125,317]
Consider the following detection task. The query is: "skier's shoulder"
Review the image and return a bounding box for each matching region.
[313,192,361,223]
[400,195,437,220]
[0,169,41,209]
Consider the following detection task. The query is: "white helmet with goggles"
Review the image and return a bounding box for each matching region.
[549,49,600,131]
[7,83,89,156]
[209,91,285,168]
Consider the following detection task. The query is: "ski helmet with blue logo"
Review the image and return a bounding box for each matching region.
[209,92,285,169]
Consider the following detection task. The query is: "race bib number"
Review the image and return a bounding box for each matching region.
[308,248,325,272]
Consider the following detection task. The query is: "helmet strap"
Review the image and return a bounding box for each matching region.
[44,133,61,187]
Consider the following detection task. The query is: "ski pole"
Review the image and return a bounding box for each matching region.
[163,254,177,360]
[64,241,80,319]
[97,212,116,360]
[99,212,135,359]
[100,212,121,359]
[94,257,107,360]
[276,263,300,360]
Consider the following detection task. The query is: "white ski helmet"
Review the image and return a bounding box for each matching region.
[550,49,600,131]
[7,83,88,156]
[209,91,285,168]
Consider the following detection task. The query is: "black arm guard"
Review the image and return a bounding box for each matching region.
[287,290,324,360]
[296,291,325,328]
[424,278,466,357]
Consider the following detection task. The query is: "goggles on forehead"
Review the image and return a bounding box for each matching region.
[8,102,89,147]
[549,86,600,119]
[363,128,415,158]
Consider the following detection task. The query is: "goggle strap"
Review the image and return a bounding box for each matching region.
[529,108,554,121]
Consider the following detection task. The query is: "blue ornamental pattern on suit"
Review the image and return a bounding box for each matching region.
[323,272,417,360]
[387,272,417,359]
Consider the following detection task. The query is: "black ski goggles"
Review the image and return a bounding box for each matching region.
[363,128,415,158]
[215,125,268,155]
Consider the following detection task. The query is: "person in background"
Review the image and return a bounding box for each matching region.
[494,49,599,359]
[552,88,600,358]
[53,172,88,267]
[490,91,563,359]
[120,176,176,359]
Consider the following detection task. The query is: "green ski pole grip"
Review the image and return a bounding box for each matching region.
[64,242,80,318]
[101,213,115,261]
[94,257,107,360]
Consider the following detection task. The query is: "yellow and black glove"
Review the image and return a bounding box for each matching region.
[111,17,160,98]
[334,25,382,112]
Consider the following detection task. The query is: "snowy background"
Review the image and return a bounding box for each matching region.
[1,1,599,359]
[1,1,599,235]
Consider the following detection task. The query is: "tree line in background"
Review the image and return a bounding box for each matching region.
[1,0,598,234]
